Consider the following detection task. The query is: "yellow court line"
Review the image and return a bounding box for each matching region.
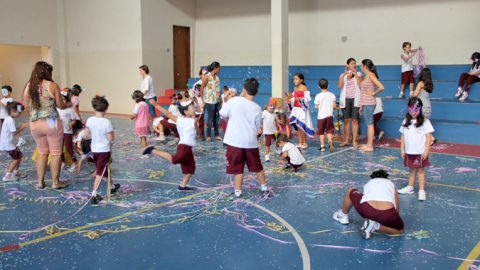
[429,182,480,192]
[458,241,480,270]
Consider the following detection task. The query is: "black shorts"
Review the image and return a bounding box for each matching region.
[343,98,359,120]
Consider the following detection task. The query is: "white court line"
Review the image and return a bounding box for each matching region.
[305,147,354,164]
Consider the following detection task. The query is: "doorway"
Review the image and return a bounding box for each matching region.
[173,25,190,90]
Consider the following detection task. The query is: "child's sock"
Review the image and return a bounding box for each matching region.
[373,221,380,232]
[13,170,19,176]
[91,190,98,197]
[234,190,242,197]
[260,184,268,192]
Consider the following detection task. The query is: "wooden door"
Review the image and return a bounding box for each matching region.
[173,25,190,90]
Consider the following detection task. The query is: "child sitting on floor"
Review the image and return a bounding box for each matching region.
[143,100,197,191]
[0,102,28,181]
[277,133,305,172]
[85,96,120,204]
[333,169,404,240]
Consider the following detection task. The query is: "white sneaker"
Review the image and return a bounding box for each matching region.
[68,164,78,173]
[398,92,404,98]
[265,154,270,162]
[455,88,463,98]
[361,219,379,240]
[16,137,26,148]
[333,210,349,225]
[378,131,384,141]
[418,190,426,201]
[409,91,414,97]
[459,92,468,101]
[398,185,414,194]
[2,173,15,181]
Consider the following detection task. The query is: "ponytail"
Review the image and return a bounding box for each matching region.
[361,59,379,79]
[207,61,220,72]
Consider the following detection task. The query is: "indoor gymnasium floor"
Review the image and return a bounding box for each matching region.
[0,116,479,270]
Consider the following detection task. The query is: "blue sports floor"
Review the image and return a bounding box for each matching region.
[0,116,479,270]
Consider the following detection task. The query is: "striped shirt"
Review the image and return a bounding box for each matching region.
[360,77,377,106]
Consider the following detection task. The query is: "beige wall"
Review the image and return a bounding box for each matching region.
[195,0,480,67]
[141,0,196,95]
[0,0,66,86]
[0,45,43,100]
[63,0,143,114]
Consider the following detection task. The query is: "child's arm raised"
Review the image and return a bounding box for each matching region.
[149,100,178,122]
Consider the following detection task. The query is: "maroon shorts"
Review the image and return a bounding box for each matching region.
[226,145,263,174]
[401,71,415,85]
[286,157,303,169]
[265,134,275,147]
[92,152,111,178]
[317,116,334,135]
[160,119,179,138]
[171,144,196,175]
[349,189,404,231]
[404,154,430,168]
[8,148,23,160]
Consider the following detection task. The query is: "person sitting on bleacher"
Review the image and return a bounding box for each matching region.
[455,52,480,101]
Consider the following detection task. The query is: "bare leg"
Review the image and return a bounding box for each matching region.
[151,149,173,162]
[179,174,192,187]
[352,119,359,147]
[378,225,404,235]
[409,83,414,93]
[35,153,48,186]
[234,173,244,191]
[256,170,267,185]
[140,137,147,148]
[51,155,67,188]
[343,119,351,144]
[408,168,417,187]
[417,168,426,190]
[400,84,405,94]
[265,146,270,155]
[341,188,355,214]
[319,134,325,146]
[360,125,375,152]
[8,159,21,173]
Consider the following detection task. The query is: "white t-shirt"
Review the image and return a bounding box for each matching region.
[282,142,305,165]
[401,52,413,72]
[262,110,277,135]
[399,119,434,155]
[0,116,16,151]
[314,91,336,119]
[74,129,91,143]
[152,117,164,127]
[0,97,13,119]
[57,107,76,134]
[141,75,155,99]
[360,178,397,209]
[373,97,383,114]
[471,64,480,79]
[168,104,181,124]
[176,116,196,147]
[220,96,262,149]
[86,116,113,153]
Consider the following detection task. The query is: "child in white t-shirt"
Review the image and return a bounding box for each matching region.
[144,101,198,191]
[0,85,14,132]
[0,102,28,181]
[73,126,93,174]
[261,102,277,162]
[58,90,79,172]
[397,97,434,201]
[373,97,384,141]
[277,134,305,172]
[219,78,269,198]
[314,79,338,152]
[85,96,119,204]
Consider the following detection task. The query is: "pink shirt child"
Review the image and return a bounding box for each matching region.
[133,101,150,137]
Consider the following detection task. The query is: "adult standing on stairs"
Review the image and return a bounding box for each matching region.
[139,65,157,119]
[201,61,222,141]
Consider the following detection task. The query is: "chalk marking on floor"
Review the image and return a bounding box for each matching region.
[458,241,480,270]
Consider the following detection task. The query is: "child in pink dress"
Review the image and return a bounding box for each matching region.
[131,90,150,148]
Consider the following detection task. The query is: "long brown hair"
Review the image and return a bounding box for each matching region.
[28,61,53,109]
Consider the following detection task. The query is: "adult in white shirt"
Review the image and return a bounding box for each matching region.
[220,78,268,198]
[332,169,404,240]
[139,65,157,118]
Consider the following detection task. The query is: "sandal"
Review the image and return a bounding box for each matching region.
[52,181,69,189]
[215,136,223,141]
[339,142,350,147]
[35,183,46,190]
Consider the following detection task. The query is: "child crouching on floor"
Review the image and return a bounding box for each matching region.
[277,133,305,172]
